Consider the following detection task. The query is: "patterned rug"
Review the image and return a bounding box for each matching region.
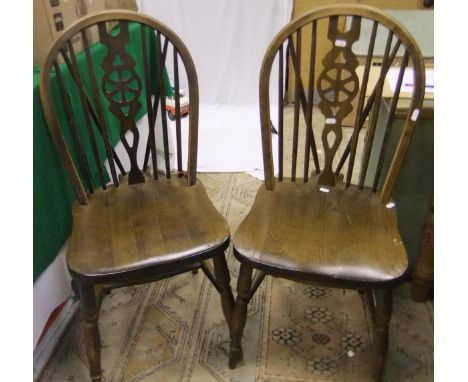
[39,172,433,382]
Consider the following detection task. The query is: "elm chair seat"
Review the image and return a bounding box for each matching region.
[68,178,230,280]
[233,177,407,286]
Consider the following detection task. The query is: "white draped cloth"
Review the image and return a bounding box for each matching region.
[140,0,293,174]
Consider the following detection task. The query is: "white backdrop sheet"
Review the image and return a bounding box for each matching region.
[140,0,293,173]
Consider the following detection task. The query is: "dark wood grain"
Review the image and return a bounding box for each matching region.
[39,12,232,382]
[99,21,145,185]
[80,282,102,382]
[54,61,95,193]
[358,31,395,190]
[287,34,321,176]
[156,32,171,178]
[336,39,403,181]
[233,177,407,287]
[278,44,284,181]
[292,29,301,181]
[213,251,235,326]
[372,51,409,191]
[67,40,107,189]
[346,20,378,187]
[68,178,230,280]
[173,47,183,175]
[59,45,128,179]
[142,36,170,175]
[373,289,392,381]
[316,15,360,187]
[303,20,317,181]
[82,29,119,187]
[141,24,158,180]
[229,262,253,369]
[231,5,426,379]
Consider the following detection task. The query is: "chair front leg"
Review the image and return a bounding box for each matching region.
[79,281,102,382]
[373,288,392,382]
[229,262,253,369]
[212,251,235,325]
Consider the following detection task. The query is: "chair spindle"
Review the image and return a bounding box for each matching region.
[335,39,402,178]
[345,20,378,187]
[291,29,302,182]
[358,31,396,189]
[157,32,171,178]
[141,25,159,180]
[54,60,95,193]
[304,20,318,182]
[82,28,119,187]
[173,47,183,175]
[143,36,169,172]
[278,44,284,181]
[65,41,107,189]
[59,47,127,178]
[372,51,409,192]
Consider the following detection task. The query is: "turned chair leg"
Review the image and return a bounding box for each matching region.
[79,281,102,382]
[372,288,392,382]
[229,262,253,369]
[212,251,235,325]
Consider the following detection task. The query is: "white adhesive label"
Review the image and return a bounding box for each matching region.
[335,39,347,47]
[319,187,330,193]
[411,109,420,121]
[325,118,336,125]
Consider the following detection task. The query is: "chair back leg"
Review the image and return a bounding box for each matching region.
[212,251,235,324]
[373,288,392,382]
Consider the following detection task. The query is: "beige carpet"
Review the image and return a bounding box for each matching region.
[39,172,433,382]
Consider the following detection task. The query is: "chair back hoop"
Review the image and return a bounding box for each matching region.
[259,4,425,203]
[40,11,199,205]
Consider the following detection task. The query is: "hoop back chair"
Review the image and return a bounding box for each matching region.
[229,5,425,380]
[39,11,234,381]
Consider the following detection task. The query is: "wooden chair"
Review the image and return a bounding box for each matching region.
[39,11,234,382]
[228,5,425,381]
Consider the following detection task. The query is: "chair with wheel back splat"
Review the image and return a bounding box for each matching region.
[39,11,234,382]
[228,5,425,381]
